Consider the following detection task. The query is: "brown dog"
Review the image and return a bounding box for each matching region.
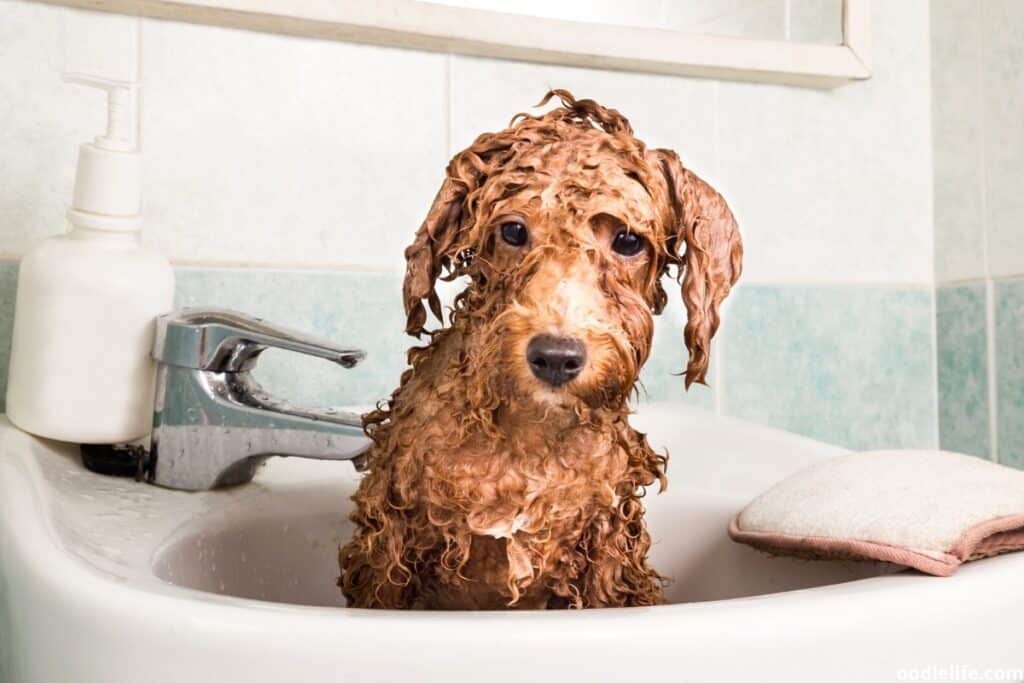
[338,90,742,609]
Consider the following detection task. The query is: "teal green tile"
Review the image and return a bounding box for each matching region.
[995,279,1024,468]
[636,292,715,409]
[936,283,990,458]
[0,260,18,413]
[175,267,408,408]
[721,285,936,450]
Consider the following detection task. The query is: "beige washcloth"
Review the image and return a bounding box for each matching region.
[729,450,1024,576]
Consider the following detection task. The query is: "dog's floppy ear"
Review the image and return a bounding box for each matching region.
[649,149,743,388]
[404,133,517,337]
[402,173,469,337]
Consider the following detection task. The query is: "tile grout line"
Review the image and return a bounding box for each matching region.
[976,0,999,463]
[936,274,1024,286]
[927,1,940,450]
[0,250,989,289]
[445,53,454,160]
[736,279,934,289]
[171,260,404,274]
[443,54,454,326]
[0,254,975,288]
[985,280,999,463]
[712,78,725,418]
[930,284,941,449]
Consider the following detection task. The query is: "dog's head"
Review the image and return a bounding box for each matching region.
[403,90,742,414]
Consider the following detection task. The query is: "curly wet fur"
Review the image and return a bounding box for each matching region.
[339,90,742,609]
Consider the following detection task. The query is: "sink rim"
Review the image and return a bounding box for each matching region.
[9,447,1023,629]
[5,410,1021,624]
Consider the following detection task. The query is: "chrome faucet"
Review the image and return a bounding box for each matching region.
[146,308,371,490]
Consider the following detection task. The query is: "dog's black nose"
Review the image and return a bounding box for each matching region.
[526,335,587,387]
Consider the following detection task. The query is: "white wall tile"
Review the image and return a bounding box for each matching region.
[717,0,934,284]
[983,0,1024,279]
[931,0,986,283]
[0,2,107,255]
[141,19,448,271]
[449,56,720,182]
[61,9,139,81]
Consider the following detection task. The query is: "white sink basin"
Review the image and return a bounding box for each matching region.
[2,403,1022,682]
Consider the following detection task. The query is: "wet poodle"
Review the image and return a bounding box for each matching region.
[338,90,742,609]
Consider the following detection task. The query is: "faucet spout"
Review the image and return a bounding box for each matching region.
[147,309,371,490]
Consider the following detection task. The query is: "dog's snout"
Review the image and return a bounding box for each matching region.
[526,335,587,387]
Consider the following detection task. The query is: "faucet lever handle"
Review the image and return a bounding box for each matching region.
[154,308,366,372]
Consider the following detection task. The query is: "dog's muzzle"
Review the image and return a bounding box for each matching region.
[526,334,587,387]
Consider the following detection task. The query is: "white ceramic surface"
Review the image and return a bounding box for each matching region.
[1,403,1022,682]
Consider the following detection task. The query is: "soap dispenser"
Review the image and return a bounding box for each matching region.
[5,72,174,444]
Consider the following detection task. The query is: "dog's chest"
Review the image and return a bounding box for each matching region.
[423,437,625,537]
[421,441,627,600]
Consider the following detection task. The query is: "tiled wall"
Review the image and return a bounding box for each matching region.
[931,0,1024,467]
[0,1,940,451]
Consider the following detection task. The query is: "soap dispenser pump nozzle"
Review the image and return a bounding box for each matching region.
[63,72,143,228]
[62,72,140,152]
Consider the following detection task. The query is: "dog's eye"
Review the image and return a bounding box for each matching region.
[611,229,645,257]
[500,221,529,247]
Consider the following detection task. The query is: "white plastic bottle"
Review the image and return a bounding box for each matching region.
[5,73,174,444]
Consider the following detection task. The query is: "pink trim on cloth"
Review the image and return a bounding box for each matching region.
[728,513,1024,577]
